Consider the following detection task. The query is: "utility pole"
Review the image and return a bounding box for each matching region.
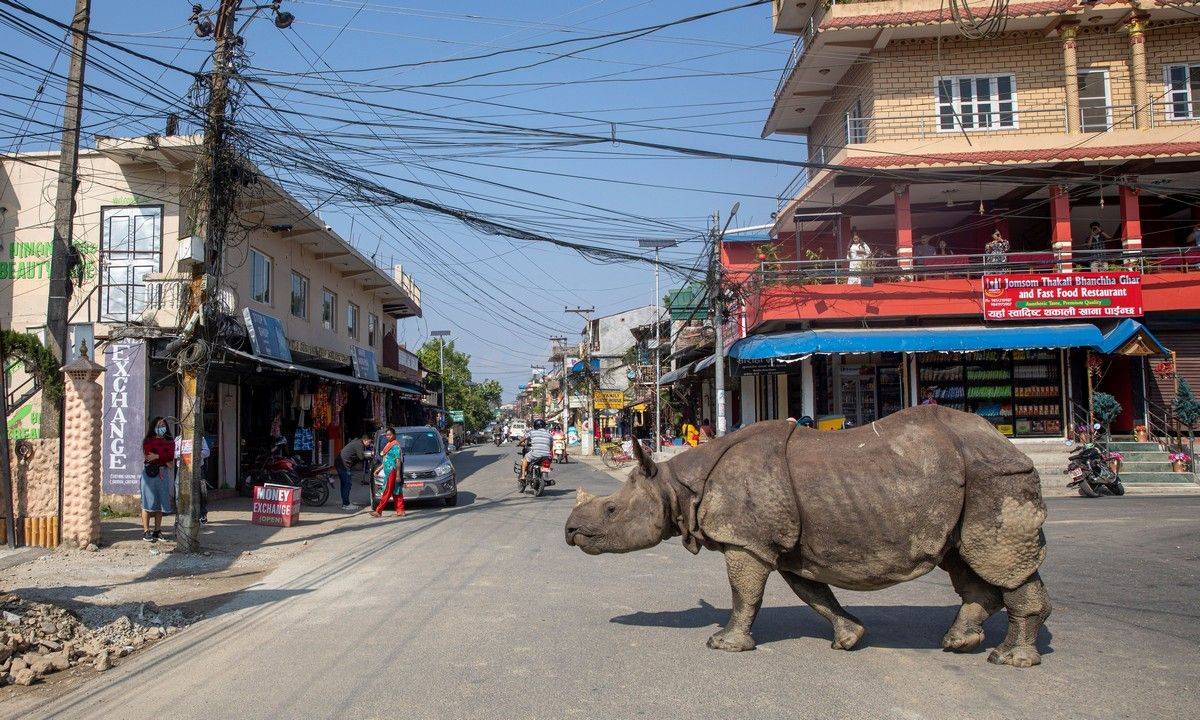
[711,204,740,437]
[531,365,545,420]
[0,350,15,548]
[565,307,595,454]
[431,330,451,410]
[639,239,677,451]
[42,0,90,441]
[550,336,568,433]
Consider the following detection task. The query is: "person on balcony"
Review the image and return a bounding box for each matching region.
[1084,221,1114,271]
[846,229,872,285]
[1188,222,1200,247]
[914,234,935,260]
[984,229,1009,268]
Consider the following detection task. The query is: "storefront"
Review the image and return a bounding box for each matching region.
[915,350,1064,438]
[811,354,905,427]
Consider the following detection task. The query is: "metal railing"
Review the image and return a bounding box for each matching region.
[753,246,1200,285]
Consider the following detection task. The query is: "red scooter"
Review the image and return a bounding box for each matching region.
[242,437,331,506]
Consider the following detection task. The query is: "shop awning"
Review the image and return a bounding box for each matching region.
[729,320,1170,367]
[659,361,697,385]
[225,348,423,396]
[571,358,600,373]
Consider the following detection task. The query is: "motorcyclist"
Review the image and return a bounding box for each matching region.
[519,419,553,481]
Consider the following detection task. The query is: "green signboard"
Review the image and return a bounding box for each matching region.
[449,410,465,423]
[666,283,708,321]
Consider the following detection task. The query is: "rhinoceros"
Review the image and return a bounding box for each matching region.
[565,405,1051,667]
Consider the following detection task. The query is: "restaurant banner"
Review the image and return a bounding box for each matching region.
[102,339,147,495]
[983,272,1143,321]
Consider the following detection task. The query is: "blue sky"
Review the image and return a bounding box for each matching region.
[3,1,804,399]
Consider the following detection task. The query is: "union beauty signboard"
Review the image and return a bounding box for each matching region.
[982,272,1144,321]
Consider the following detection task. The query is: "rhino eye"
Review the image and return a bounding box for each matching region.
[605,503,616,517]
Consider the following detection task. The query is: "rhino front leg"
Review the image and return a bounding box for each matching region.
[707,547,770,652]
[781,572,866,650]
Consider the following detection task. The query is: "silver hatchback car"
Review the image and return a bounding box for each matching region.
[372,426,457,508]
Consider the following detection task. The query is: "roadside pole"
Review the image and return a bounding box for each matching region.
[550,336,568,433]
[0,349,15,548]
[711,204,740,437]
[566,307,595,454]
[431,331,451,411]
[638,239,677,451]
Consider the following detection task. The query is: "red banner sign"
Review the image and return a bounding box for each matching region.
[252,484,301,527]
[982,272,1143,321]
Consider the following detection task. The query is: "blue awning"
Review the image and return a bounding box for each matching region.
[729,320,1169,368]
[570,358,600,374]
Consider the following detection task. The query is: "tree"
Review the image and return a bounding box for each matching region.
[416,339,502,432]
[1091,391,1121,443]
[1173,379,1200,472]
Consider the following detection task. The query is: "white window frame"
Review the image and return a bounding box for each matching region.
[845,97,866,144]
[347,302,360,339]
[935,74,1018,132]
[249,248,272,305]
[367,312,378,347]
[290,271,308,320]
[322,288,337,333]
[1164,63,1200,121]
[1077,68,1112,132]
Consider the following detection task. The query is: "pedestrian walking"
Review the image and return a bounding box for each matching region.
[141,417,175,542]
[370,427,405,518]
[336,431,372,511]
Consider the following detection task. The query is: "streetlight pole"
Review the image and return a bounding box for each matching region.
[639,239,677,452]
[431,330,450,411]
[565,306,595,454]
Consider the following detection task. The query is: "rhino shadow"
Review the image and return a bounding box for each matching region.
[611,599,1054,653]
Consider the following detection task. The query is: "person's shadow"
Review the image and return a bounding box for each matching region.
[611,599,1053,654]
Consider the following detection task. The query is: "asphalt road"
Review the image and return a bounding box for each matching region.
[12,444,1200,719]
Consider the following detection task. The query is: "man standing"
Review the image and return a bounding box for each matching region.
[336,432,373,511]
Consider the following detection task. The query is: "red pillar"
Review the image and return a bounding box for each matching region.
[1119,183,1142,253]
[836,214,853,258]
[894,184,913,271]
[1050,184,1073,272]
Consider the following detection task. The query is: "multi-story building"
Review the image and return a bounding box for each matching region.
[2,134,423,492]
[722,1,1200,445]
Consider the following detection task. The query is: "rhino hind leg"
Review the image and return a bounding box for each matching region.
[707,547,770,652]
[940,548,1003,653]
[780,572,866,650]
[987,571,1051,668]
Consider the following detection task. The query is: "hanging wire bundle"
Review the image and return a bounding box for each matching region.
[948,0,1010,40]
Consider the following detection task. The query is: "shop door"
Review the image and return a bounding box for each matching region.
[218,383,238,490]
[840,366,877,426]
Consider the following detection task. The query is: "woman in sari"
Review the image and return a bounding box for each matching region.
[370,428,405,518]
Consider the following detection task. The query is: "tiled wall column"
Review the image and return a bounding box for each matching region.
[893,184,914,270]
[1126,16,1150,129]
[1050,184,1073,272]
[1062,23,1080,134]
[60,356,104,548]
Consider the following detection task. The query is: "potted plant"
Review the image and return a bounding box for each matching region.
[1173,379,1200,476]
[1073,423,1092,444]
[1092,391,1122,444]
[1170,451,1192,473]
[1104,450,1124,475]
[1133,423,1149,443]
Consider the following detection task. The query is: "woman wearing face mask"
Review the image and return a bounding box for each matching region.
[141,417,175,542]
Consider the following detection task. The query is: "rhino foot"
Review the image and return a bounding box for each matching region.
[831,619,866,650]
[987,645,1040,668]
[941,624,985,653]
[706,629,756,652]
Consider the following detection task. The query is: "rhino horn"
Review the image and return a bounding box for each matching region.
[575,487,595,506]
[630,436,658,478]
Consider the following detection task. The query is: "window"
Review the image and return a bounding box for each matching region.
[845,97,866,144]
[290,272,308,319]
[936,74,1016,131]
[367,312,378,347]
[249,249,272,304]
[1165,64,1200,120]
[1078,70,1111,132]
[347,302,360,339]
[100,206,162,322]
[322,289,337,332]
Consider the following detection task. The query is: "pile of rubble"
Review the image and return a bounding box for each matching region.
[1,595,191,687]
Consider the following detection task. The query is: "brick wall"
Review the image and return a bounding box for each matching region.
[1145,20,1200,127]
[807,60,873,162]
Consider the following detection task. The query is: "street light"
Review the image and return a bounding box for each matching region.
[431,330,451,410]
[639,239,677,453]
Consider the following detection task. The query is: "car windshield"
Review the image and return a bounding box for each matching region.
[397,431,441,455]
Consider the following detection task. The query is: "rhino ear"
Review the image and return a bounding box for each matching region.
[630,437,657,478]
[575,487,595,506]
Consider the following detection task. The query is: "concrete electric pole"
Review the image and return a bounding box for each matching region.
[638,239,677,452]
[431,330,451,410]
[710,204,739,438]
[42,0,91,441]
[565,307,595,454]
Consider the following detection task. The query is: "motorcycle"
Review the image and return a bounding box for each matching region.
[243,437,331,506]
[494,434,503,447]
[513,446,555,497]
[1065,443,1125,498]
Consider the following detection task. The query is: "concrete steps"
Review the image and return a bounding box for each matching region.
[1013,439,1199,492]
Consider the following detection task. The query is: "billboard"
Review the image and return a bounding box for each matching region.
[102,339,147,495]
[243,307,292,362]
[982,272,1143,321]
[352,346,379,381]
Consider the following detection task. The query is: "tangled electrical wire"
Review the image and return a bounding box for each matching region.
[948,0,1010,40]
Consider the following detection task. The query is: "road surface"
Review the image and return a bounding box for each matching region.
[11,444,1200,719]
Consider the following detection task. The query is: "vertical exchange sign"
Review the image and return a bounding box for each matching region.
[102,339,147,495]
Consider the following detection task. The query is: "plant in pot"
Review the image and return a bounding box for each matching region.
[1169,451,1192,473]
[1133,422,1148,443]
[1173,379,1200,475]
[1091,391,1122,445]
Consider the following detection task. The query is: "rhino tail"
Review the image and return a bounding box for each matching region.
[949,413,1047,590]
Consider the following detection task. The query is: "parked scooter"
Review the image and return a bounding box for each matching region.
[1065,443,1125,497]
[243,437,331,506]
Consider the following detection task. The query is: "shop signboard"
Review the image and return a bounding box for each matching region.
[243,308,293,362]
[593,390,626,410]
[982,272,1143,321]
[351,346,379,381]
[567,395,587,409]
[252,484,301,527]
[449,410,465,423]
[102,339,147,495]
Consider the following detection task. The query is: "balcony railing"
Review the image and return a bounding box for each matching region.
[753,247,1200,285]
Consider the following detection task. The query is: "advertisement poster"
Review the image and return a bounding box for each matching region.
[243,307,293,362]
[102,339,146,495]
[982,272,1143,321]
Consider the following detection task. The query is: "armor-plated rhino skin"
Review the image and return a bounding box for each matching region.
[565,405,1051,667]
